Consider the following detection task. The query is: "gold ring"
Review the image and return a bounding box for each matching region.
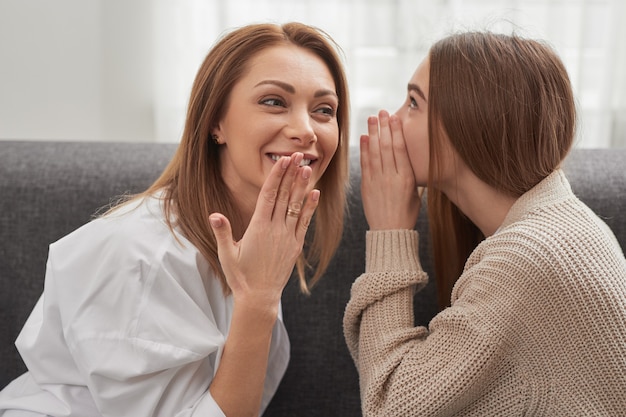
[286,208,300,217]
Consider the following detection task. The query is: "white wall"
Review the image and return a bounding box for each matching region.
[1,0,624,147]
[0,0,155,142]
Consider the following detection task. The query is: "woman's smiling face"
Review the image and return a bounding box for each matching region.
[214,44,340,202]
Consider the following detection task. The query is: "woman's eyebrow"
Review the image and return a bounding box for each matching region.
[315,89,338,99]
[408,83,427,102]
[255,80,295,93]
[255,80,338,99]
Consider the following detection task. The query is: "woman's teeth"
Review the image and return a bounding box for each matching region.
[270,154,312,166]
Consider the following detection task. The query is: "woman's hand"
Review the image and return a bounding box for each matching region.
[208,153,317,416]
[361,110,422,230]
[209,152,318,310]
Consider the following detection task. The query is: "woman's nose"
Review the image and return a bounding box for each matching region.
[286,110,316,144]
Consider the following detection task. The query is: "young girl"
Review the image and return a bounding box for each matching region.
[344,31,626,415]
[0,22,350,417]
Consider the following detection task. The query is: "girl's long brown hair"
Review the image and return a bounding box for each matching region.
[427,32,576,309]
[112,23,350,294]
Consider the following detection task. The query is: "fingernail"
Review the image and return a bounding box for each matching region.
[311,189,320,202]
[281,157,291,169]
[293,152,303,166]
[302,167,311,179]
[209,215,222,228]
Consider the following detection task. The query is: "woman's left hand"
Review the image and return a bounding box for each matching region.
[208,153,317,415]
[209,152,318,310]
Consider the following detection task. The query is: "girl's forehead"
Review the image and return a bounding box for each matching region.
[409,57,430,94]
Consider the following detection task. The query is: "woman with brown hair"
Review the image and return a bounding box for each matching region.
[0,22,349,416]
[344,31,626,415]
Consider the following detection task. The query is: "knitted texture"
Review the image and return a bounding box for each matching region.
[343,170,626,416]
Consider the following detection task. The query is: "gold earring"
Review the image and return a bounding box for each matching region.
[212,134,220,144]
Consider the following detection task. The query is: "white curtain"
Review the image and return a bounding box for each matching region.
[152,0,626,148]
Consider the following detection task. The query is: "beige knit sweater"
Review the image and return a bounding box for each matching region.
[344,170,626,416]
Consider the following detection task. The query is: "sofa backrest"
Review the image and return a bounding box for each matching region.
[0,142,177,385]
[1,141,624,417]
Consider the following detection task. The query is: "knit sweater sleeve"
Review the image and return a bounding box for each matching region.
[343,230,509,416]
[343,229,427,363]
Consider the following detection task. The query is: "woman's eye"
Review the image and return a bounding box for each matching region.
[261,97,285,107]
[315,106,336,117]
[409,96,418,109]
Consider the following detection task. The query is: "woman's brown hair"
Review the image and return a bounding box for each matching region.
[114,22,350,294]
[427,32,576,308]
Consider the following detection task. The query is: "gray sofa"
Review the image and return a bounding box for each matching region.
[1,141,624,416]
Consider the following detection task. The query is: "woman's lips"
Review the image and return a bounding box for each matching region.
[268,153,316,167]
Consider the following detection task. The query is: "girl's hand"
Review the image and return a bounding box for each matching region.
[209,153,318,310]
[361,110,422,230]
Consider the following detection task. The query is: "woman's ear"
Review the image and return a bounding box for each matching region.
[211,126,224,145]
[211,124,226,145]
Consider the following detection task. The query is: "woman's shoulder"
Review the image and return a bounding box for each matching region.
[59,194,168,240]
[50,194,206,278]
[45,195,220,334]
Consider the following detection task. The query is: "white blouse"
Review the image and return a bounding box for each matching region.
[0,195,290,416]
